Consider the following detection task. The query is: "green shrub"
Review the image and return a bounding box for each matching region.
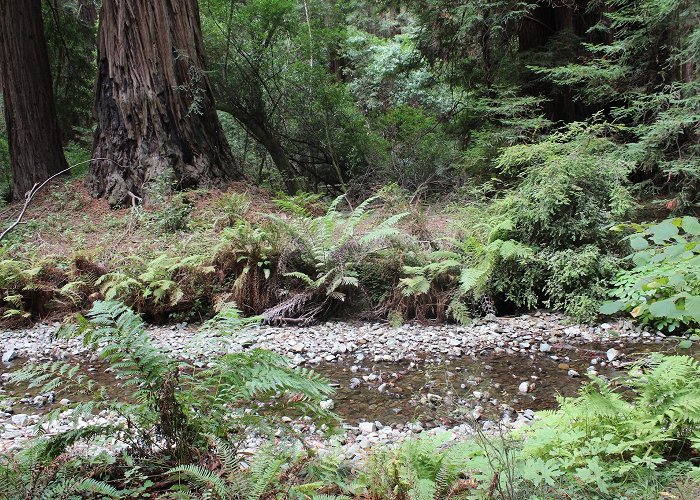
[371,105,459,192]
[542,246,621,320]
[464,124,635,319]
[494,123,634,249]
[602,216,700,332]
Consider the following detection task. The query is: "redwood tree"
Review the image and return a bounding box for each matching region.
[0,0,68,201]
[89,0,242,206]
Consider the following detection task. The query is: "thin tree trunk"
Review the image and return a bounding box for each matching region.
[0,0,67,201]
[218,103,299,193]
[89,0,242,206]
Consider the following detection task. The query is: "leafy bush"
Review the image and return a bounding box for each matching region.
[491,245,622,321]
[494,123,634,249]
[149,192,195,233]
[464,124,635,319]
[602,216,700,332]
[371,105,459,192]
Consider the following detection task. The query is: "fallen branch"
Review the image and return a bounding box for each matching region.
[0,158,125,244]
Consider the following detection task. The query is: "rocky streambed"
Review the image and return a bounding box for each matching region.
[0,312,685,460]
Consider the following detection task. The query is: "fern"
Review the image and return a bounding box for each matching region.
[522,354,700,493]
[399,227,531,322]
[265,194,407,324]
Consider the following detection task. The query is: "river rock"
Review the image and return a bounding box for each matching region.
[358,422,376,434]
[2,349,17,363]
[606,348,620,362]
[10,414,28,427]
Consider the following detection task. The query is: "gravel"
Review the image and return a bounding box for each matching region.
[0,311,671,459]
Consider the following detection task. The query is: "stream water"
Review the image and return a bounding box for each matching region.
[2,336,686,428]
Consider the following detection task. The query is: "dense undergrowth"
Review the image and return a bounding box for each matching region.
[1,166,697,332]
[3,302,700,499]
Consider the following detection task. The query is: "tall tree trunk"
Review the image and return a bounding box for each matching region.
[0,0,67,201]
[89,0,242,206]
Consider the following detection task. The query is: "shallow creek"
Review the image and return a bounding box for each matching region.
[0,337,684,427]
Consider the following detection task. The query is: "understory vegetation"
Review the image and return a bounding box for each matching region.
[0,0,698,332]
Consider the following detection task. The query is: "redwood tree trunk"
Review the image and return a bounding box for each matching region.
[0,0,68,201]
[89,0,242,206]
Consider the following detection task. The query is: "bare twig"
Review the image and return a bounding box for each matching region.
[0,158,125,244]
[127,191,143,208]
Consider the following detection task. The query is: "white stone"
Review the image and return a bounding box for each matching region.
[518,381,530,393]
[606,348,620,362]
[2,349,17,363]
[358,422,376,434]
[10,414,28,427]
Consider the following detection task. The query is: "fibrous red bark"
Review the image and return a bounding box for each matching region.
[89,0,242,206]
[0,0,68,201]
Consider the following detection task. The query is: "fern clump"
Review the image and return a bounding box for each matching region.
[2,300,336,496]
[95,253,215,321]
[521,354,700,496]
[263,194,408,325]
[213,220,283,314]
[397,220,531,324]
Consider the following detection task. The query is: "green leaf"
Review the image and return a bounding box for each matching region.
[648,220,680,244]
[630,234,649,250]
[682,217,700,235]
[648,297,684,319]
[599,300,625,315]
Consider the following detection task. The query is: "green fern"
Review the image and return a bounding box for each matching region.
[265,194,407,324]
[399,227,531,322]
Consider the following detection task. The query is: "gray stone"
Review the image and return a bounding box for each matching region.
[606,348,620,362]
[2,349,17,363]
[10,414,28,427]
[358,421,376,434]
